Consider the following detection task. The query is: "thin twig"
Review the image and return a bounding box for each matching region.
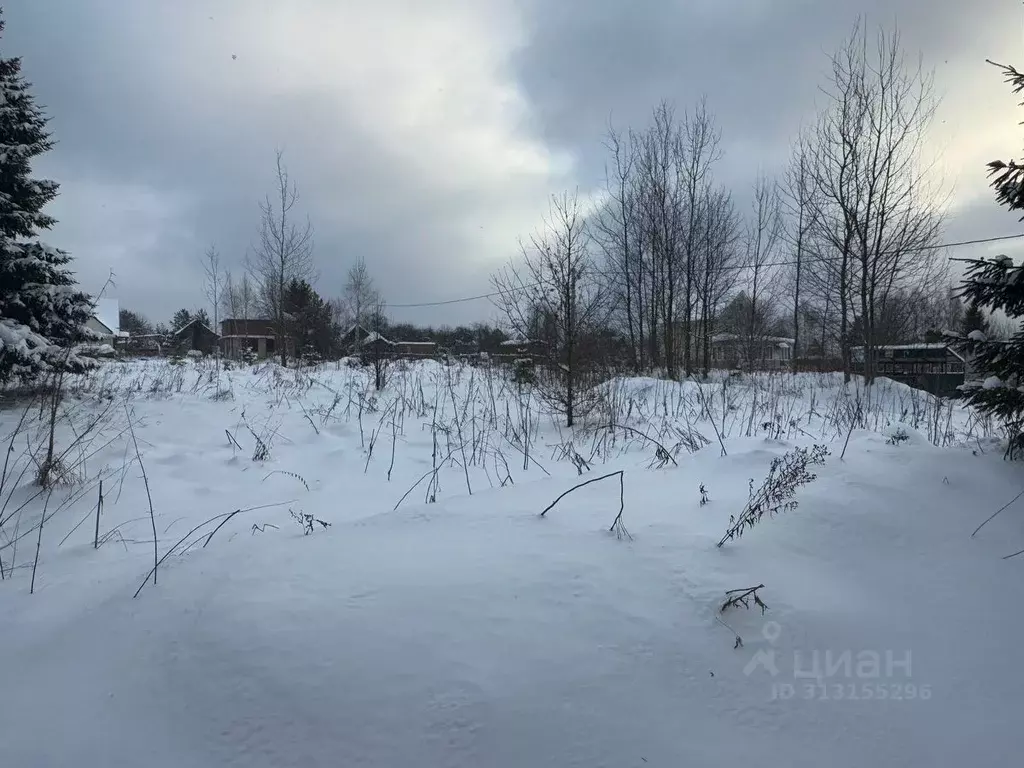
[540,471,624,518]
[972,486,1024,538]
[30,490,53,595]
[125,404,158,587]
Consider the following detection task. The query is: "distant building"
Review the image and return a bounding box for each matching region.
[497,338,546,360]
[393,340,437,358]
[851,343,965,397]
[172,318,220,355]
[711,333,794,371]
[219,319,295,360]
[338,324,374,354]
[358,332,395,364]
[86,298,126,344]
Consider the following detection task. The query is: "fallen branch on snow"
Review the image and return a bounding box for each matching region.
[539,471,629,540]
[720,584,768,615]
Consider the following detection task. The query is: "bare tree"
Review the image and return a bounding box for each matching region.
[369,294,389,390]
[594,123,645,372]
[696,187,741,374]
[678,98,723,376]
[743,175,784,368]
[341,257,380,331]
[806,20,945,383]
[596,100,724,377]
[202,245,222,359]
[246,150,315,367]
[781,134,818,369]
[635,103,686,376]
[492,190,606,427]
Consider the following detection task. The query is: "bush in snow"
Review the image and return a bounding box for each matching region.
[886,427,910,446]
[717,444,829,547]
[290,508,331,535]
[0,13,94,383]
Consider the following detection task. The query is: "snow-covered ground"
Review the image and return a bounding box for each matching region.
[1,358,1022,766]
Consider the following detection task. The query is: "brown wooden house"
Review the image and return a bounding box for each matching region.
[219,319,296,360]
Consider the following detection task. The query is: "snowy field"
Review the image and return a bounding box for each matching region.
[1,358,1022,766]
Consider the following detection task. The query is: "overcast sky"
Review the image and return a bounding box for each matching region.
[7,0,1024,328]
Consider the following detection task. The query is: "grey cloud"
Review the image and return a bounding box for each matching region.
[512,0,1019,192]
[5,0,1023,330]
[7,0,535,327]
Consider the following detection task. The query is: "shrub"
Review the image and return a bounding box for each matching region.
[718,444,829,547]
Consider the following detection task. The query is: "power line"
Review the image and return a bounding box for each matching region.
[386,289,507,309]
[383,232,1024,310]
[724,232,1024,272]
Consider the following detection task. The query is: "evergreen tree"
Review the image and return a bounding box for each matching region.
[961,301,989,338]
[192,308,211,329]
[170,309,192,331]
[0,11,92,381]
[955,61,1024,456]
[119,308,152,337]
[283,279,332,359]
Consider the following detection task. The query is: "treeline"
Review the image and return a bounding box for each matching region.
[490,20,974,425]
[119,295,513,360]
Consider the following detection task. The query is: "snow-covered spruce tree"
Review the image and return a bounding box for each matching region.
[952,61,1024,456]
[954,254,1024,456]
[0,12,92,382]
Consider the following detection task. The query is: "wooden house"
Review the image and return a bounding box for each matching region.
[219,319,295,360]
[852,343,965,396]
[393,340,437,358]
[710,333,794,371]
[172,318,220,356]
[496,338,546,361]
[338,324,374,355]
[358,332,395,363]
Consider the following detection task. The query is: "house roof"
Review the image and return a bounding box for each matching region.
[852,343,965,362]
[711,333,795,345]
[852,343,951,351]
[362,331,393,345]
[91,298,119,335]
[87,315,114,336]
[220,318,276,337]
[340,324,372,340]
[172,318,219,337]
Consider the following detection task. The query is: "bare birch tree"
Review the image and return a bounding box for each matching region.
[202,245,222,359]
[246,150,315,367]
[222,270,255,357]
[341,257,380,331]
